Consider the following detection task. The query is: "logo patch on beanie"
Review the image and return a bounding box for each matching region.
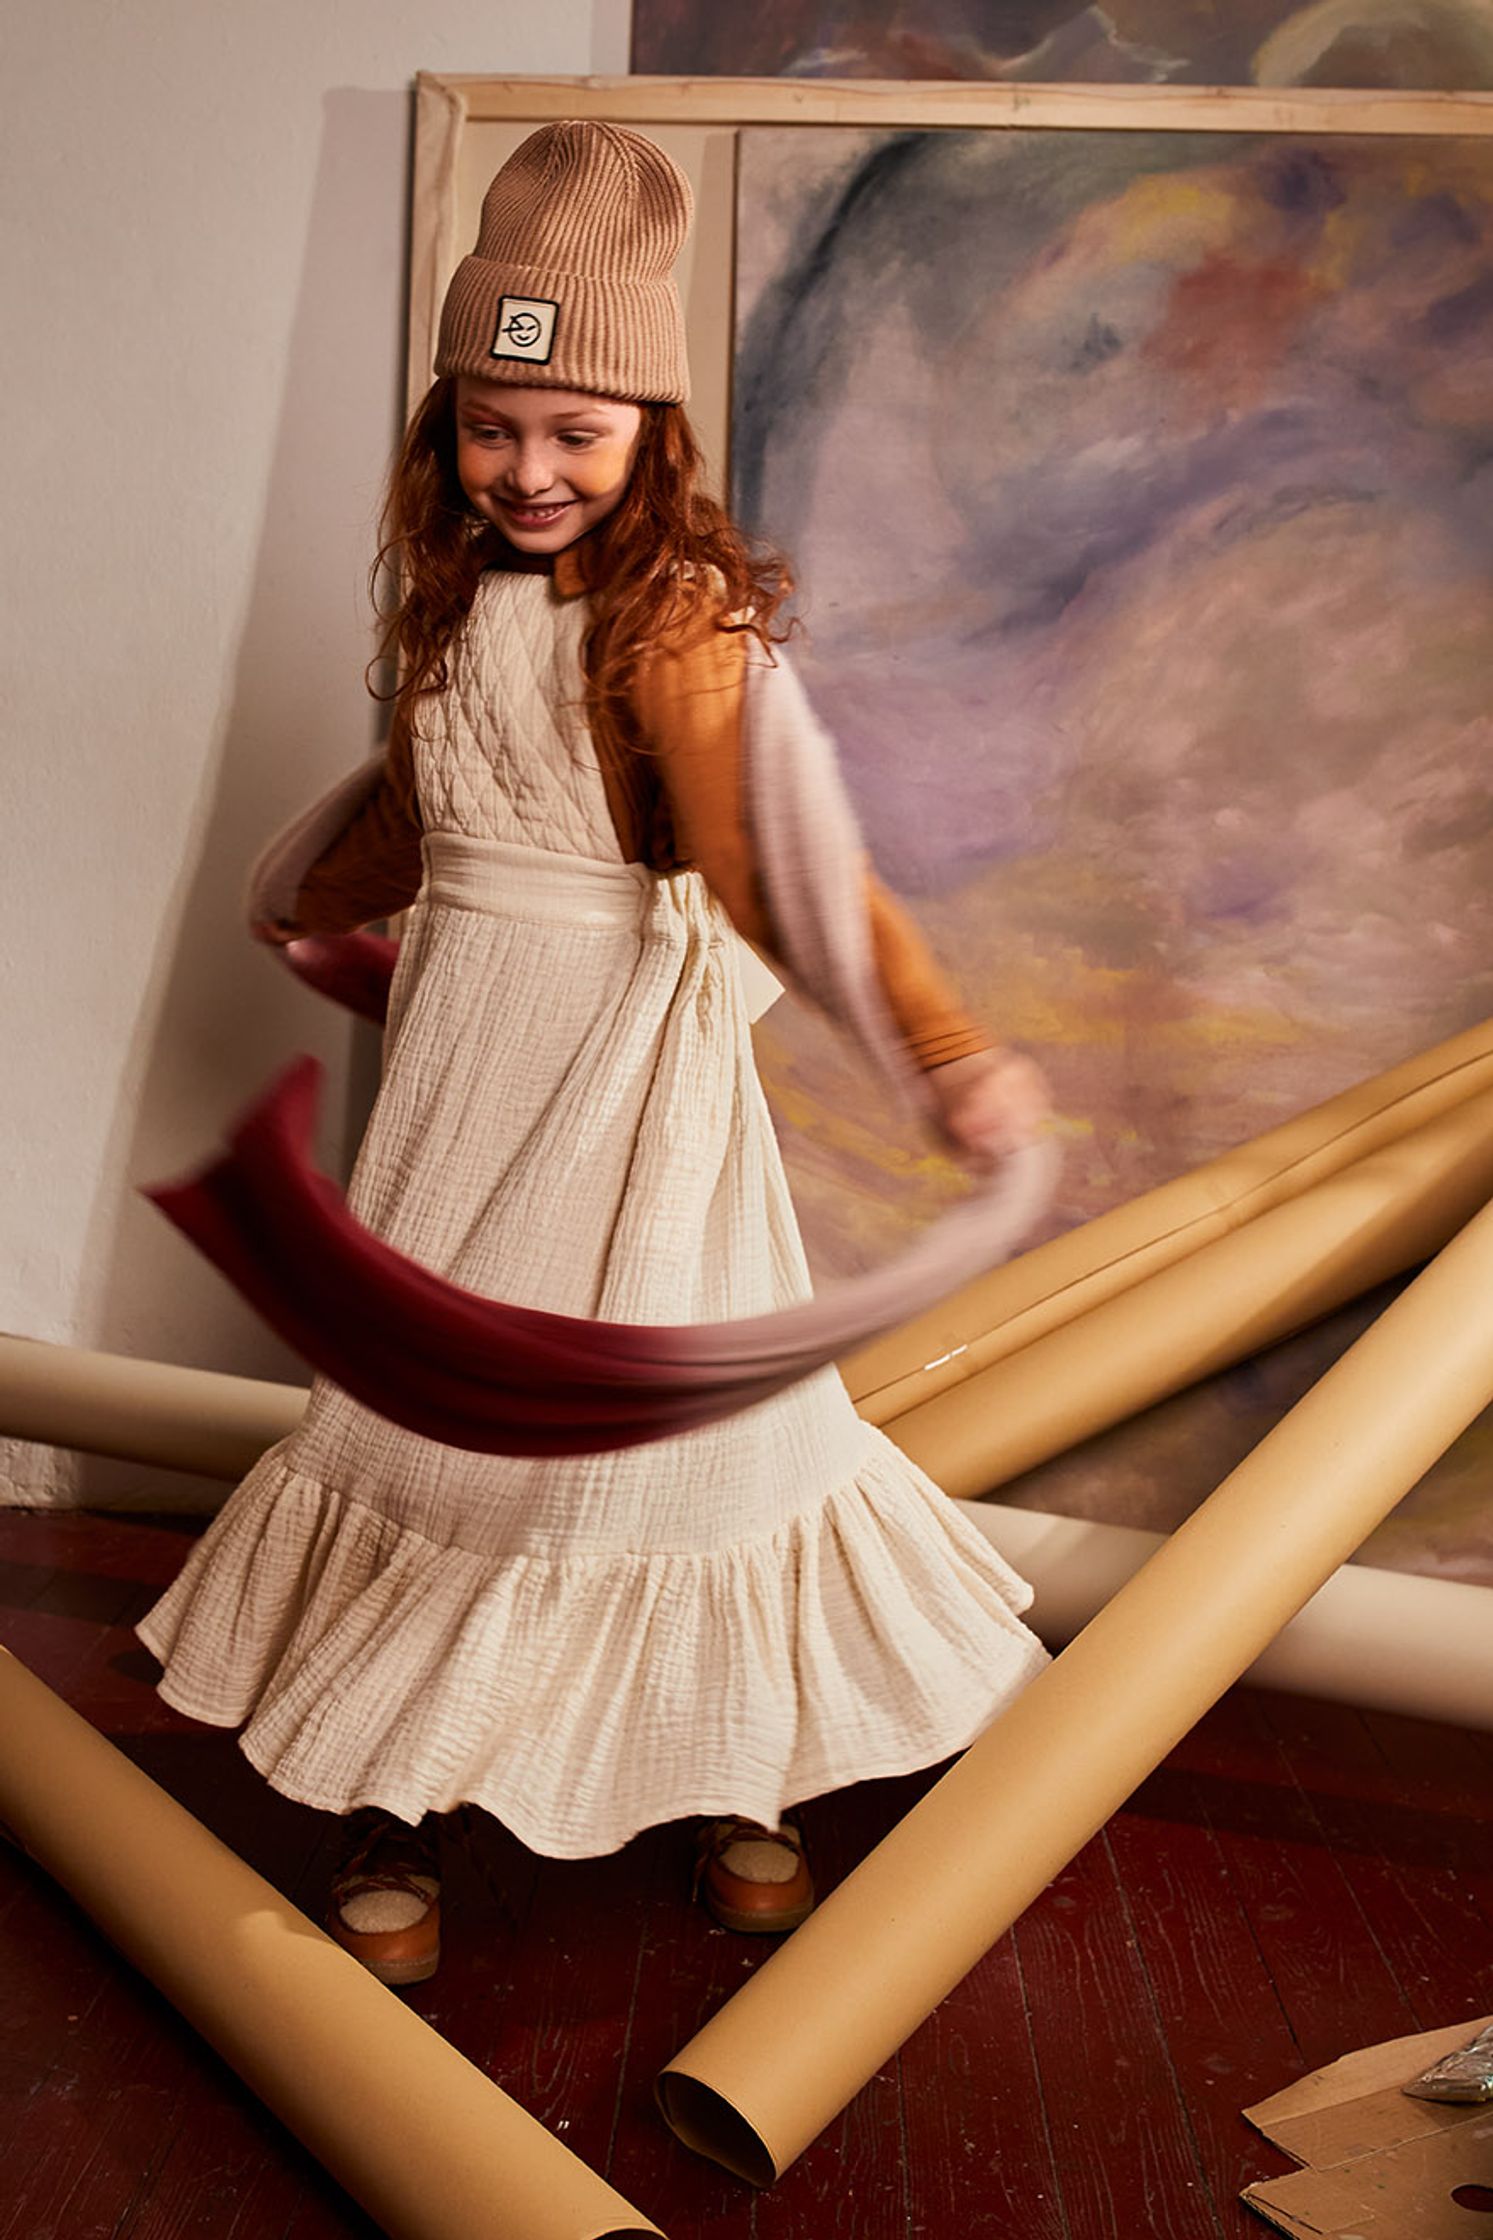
[492,295,559,365]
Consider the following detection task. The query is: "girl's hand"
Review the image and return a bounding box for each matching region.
[251,918,302,947]
[927,1048,1051,1175]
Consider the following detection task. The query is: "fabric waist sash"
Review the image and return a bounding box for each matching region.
[164,647,1055,1460]
[418,830,784,1020]
[420,831,654,931]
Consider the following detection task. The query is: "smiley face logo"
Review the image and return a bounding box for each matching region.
[491,295,558,365]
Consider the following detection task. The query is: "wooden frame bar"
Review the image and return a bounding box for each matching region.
[407,73,1493,454]
[422,73,1493,133]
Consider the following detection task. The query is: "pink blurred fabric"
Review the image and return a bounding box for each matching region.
[147,648,1055,1451]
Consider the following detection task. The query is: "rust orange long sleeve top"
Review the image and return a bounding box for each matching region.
[291,562,990,1072]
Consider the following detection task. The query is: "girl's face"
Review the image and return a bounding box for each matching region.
[454,379,643,553]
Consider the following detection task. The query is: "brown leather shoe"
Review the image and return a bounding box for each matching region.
[694,1815,815,1934]
[326,1809,441,1986]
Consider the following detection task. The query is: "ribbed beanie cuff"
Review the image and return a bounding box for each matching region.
[434,122,693,404]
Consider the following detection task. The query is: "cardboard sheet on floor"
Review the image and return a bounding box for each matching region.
[847,1016,1493,1421]
[658,1193,1493,2186]
[0,1650,660,2240]
[1242,2016,1493,2237]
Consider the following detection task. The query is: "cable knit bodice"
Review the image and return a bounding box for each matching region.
[414,571,624,864]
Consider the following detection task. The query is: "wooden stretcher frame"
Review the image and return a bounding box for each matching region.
[409,72,1493,489]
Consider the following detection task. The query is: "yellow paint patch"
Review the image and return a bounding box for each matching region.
[1104,171,1239,263]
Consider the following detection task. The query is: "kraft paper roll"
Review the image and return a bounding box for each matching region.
[2,1345,1486,1733]
[0,1651,659,2240]
[0,1332,304,1479]
[887,1080,1493,1500]
[846,1017,1493,1422]
[8,1025,1491,1482]
[957,1503,1493,1732]
[9,1021,1491,1481]
[658,1189,1493,2185]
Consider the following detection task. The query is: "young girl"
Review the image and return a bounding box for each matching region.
[139,121,1053,1983]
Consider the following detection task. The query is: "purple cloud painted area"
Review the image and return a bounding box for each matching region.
[738,134,1493,896]
[734,125,1493,1580]
[632,0,1493,90]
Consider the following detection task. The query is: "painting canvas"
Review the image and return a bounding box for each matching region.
[733,124,1493,1582]
[634,0,1493,89]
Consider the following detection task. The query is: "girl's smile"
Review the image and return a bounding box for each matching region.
[454,378,642,552]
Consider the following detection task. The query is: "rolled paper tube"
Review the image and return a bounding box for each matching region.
[657,1190,1493,2185]
[6,1078,1492,1479]
[845,1015,1493,1421]
[957,1505,1493,1732]
[0,1648,660,2240]
[1,1330,1487,1732]
[885,1079,1493,1500]
[0,1331,304,1478]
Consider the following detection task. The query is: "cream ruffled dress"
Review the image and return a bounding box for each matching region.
[139,570,1050,1856]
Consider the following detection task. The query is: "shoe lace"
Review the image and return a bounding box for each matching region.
[331,1808,440,1905]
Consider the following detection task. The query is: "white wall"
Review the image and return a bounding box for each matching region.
[0,0,632,1504]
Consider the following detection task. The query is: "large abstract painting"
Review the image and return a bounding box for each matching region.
[734,125,1493,1580]
[634,1,1493,89]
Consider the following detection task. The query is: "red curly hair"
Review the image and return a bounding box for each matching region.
[369,378,795,775]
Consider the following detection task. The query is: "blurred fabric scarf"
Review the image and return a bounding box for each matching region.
[146,652,1055,1454]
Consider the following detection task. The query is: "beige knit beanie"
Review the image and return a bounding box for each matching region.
[435,121,692,403]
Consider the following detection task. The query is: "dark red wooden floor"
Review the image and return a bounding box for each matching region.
[3,1506,1492,2240]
